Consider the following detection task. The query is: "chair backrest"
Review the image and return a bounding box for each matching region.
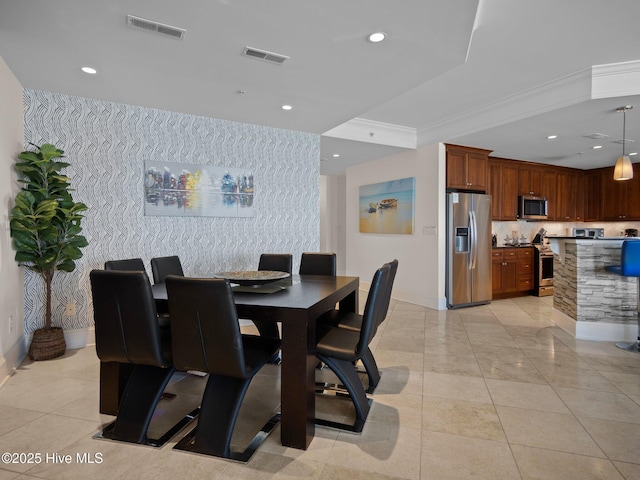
[165,276,249,379]
[258,254,292,274]
[621,240,640,276]
[356,264,391,357]
[90,269,171,367]
[104,258,145,272]
[299,252,336,276]
[151,255,184,283]
[378,259,398,326]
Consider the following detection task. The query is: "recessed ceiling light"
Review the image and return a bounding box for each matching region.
[630,152,638,156]
[281,105,292,111]
[546,135,558,140]
[81,67,97,75]
[332,154,340,158]
[592,145,603,149]
[368,32,386,43]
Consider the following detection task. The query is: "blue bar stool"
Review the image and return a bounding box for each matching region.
[605,240,640,352]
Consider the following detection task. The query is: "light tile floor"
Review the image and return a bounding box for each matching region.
[1,296,639,479]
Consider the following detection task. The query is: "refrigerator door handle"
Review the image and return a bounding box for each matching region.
[469,210,477,270]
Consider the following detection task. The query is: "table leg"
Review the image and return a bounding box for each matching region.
[279,315,315,449]
[338,288,359,314]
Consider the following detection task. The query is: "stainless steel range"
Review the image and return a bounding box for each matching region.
[533,244,553,296]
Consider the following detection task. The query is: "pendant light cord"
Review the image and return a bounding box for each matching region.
[622,108,626,157]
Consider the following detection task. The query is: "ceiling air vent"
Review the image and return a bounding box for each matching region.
[582,133,609,140]
[127,14,186,39]
[243,46,289,64]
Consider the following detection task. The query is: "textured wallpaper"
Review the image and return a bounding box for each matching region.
[22,89,320,333]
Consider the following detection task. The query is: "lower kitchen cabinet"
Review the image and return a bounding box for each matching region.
[492,247,534,299]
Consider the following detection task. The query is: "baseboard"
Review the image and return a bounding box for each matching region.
[0,337,28,389]
[551,308,638,341]
[358,281,445,311]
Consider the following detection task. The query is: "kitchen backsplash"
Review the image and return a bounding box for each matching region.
[492,220,640,246]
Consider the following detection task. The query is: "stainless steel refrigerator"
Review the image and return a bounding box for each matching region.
[446,192,492,309]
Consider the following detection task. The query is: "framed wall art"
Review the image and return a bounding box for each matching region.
[359,177,415,234]
[144,161,254,217]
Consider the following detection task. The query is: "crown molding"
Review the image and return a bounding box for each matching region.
[323,117,416,149]
[417,67,593,146]
[591,59,640,99]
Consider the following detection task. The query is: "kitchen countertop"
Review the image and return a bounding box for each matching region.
[493,244,535,249]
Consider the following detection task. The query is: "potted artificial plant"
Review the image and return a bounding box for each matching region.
[10,143,88,360]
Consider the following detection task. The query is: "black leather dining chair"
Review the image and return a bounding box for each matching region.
[165,275,281,461]
[104,258,145,271]
[318,259,398,393]
[253,254,293,352]
[90,269,194,447]
[258,253,293,274]
[299,252,336,276]
[150,255,184,284]
[314,263,391,432]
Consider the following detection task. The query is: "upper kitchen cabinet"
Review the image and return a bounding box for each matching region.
[601,163,640,220]
[541,168,557,219]
[555,169,583,222]
[488,158,518,220]
[446,144,492,192]
[519,163,557,218]
[583,170,602,221]
[518,164,544,196]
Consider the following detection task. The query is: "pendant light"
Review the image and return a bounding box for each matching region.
[613,105,633,181]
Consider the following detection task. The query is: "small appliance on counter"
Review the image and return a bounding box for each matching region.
[571,227,604,238]
[625,228,638,237]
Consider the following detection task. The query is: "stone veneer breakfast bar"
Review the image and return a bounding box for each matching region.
[547,237,639,341]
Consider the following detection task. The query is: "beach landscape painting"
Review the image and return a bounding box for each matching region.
[359,177,415,234]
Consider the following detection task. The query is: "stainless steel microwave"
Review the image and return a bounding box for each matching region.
[518,195,548,220]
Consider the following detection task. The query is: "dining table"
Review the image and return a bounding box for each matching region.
[99,273,359,451]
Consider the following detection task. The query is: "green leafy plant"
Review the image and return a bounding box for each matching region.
[9,143,88,330]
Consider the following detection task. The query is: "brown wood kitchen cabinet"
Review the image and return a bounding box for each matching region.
[517,247,534,292]
[541,168,557,219]
[583,170,601,221]
[518,164,544,196]
[601,163,640,220]
[488,158,518,220]
[555,169,582,222]
[492,247,534,298]
[446,144,492,192]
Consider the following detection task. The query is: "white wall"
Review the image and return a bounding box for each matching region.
[320,175,347,274]
[0,57,26,384]
[345,143,446,309]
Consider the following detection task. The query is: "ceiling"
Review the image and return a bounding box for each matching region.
[1,0,640,175]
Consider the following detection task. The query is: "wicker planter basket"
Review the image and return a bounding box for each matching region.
[29,327,66,361]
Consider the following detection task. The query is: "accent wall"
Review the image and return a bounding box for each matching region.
[22,89,320,343]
